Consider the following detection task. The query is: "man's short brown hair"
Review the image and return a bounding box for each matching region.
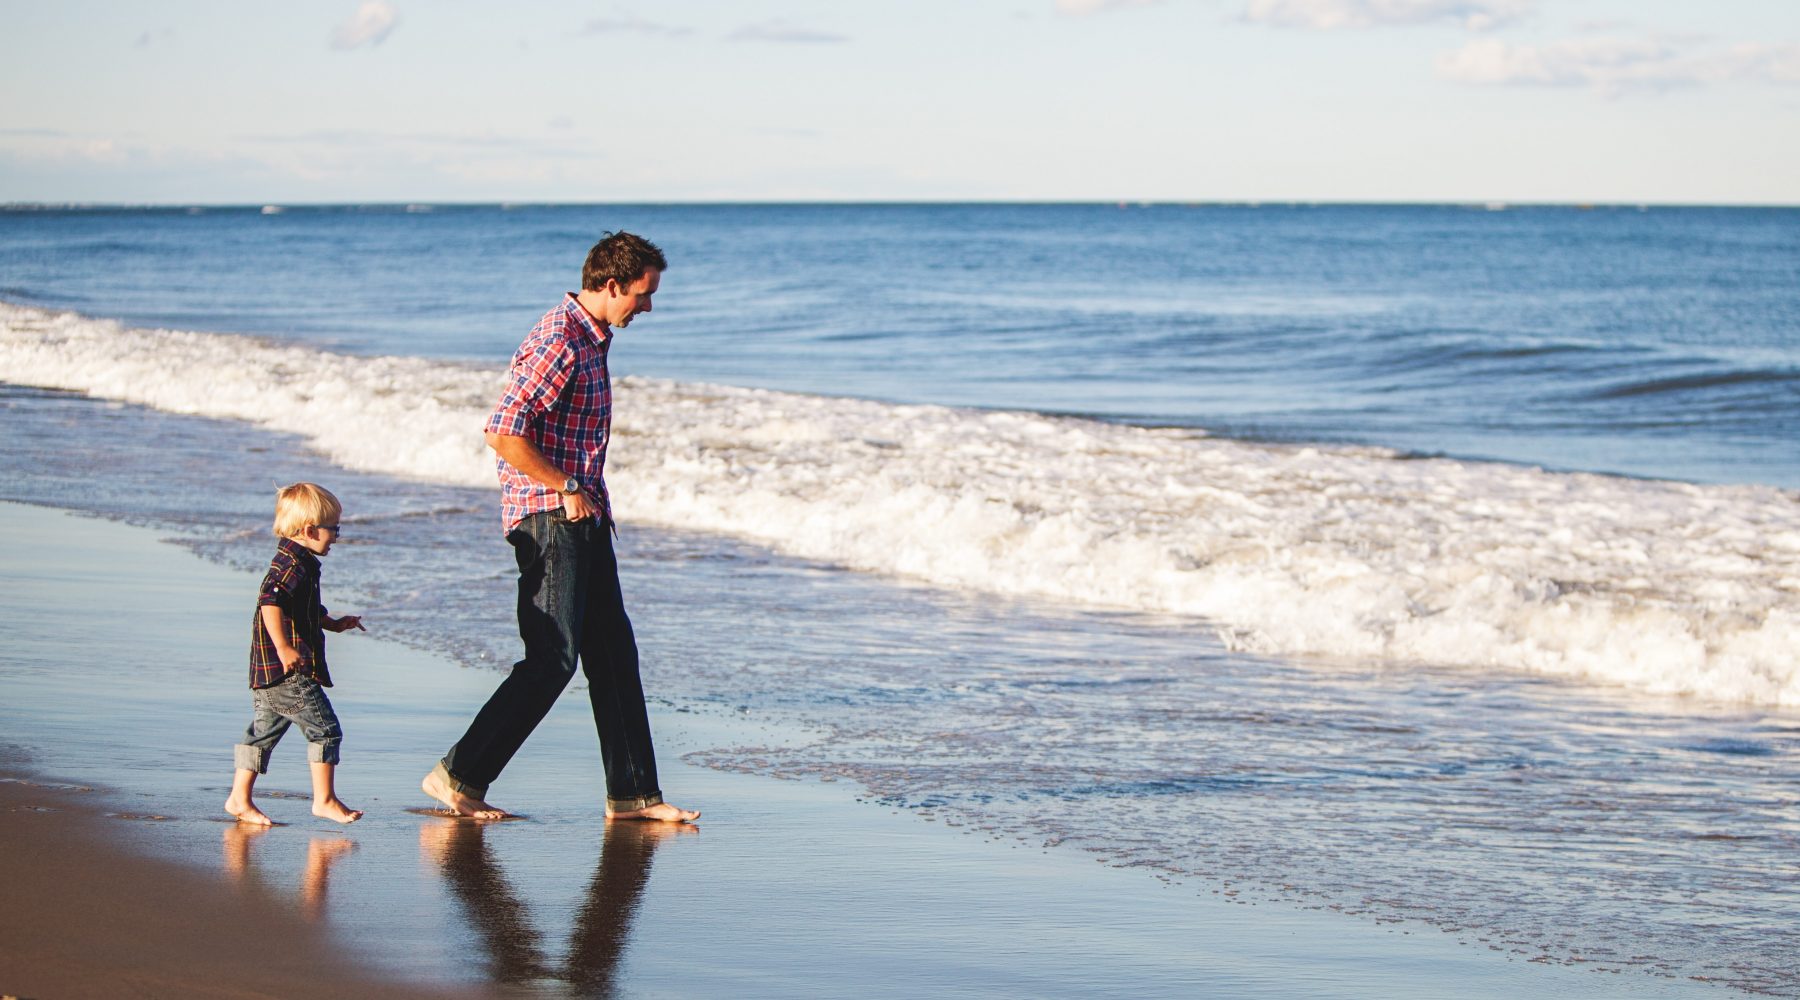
[581,231,667,292]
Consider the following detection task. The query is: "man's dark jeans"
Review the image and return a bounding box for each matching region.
[441,511,662,811]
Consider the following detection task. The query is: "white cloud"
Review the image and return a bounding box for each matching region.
[330,2,400,50]
[2,133,132,166]
[1244,0,1530,32]
[133,26,175,49]
[1574,19,1634,35]
[1055,0,1166,15]
[727,20,849,44]
[1437,36,1800,94]
[579,15,695,37]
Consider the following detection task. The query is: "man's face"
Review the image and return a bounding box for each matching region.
[605,269,660,329]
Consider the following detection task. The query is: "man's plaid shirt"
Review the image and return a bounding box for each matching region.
[248,537,332,689]
[485,293,614,534]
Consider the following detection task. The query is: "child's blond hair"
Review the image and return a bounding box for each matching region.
[273,483,342,539]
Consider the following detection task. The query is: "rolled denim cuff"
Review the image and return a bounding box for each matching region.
[234,745,270,774]
[434,760,488,800]
[308,741,340,766]
[607,791,664,813]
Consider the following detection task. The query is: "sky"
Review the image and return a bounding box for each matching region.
[2,0,1797,204]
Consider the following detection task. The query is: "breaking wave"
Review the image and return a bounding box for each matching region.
[5,301,1797,706]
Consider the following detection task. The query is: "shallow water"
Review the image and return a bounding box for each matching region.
[5,503,1725,1000]
[2,386,1795,995]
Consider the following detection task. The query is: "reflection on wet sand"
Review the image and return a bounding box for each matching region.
[419,819,690,994]
[220,824,358,922]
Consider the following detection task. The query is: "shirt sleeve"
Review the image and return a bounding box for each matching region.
[485,333,577,437]
[257,558,301,611]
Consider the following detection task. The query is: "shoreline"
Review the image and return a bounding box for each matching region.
[0,500,1731,998]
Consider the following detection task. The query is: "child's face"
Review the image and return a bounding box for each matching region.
[295,521,340,556]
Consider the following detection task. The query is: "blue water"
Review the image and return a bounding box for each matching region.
[4,202,1797,487]
[4,203,1800,995]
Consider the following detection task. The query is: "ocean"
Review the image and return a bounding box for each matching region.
[2,203,1797,992]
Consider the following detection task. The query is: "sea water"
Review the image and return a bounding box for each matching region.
[2,203,1797,992]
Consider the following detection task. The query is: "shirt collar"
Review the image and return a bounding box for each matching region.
[564,292,613,346]
[276,535,320,569]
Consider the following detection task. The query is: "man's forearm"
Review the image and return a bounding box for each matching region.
[486,432,572,490]
[487,432,599,521]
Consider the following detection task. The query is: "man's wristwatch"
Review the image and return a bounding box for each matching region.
[557,475,581,496]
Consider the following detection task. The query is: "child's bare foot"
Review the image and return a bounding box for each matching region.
[606,800,699,823]
[225,796,274,826]
[421,767,507,819]
[312,796,363,824]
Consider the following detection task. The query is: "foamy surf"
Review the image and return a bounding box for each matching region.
[5,301,1797,707]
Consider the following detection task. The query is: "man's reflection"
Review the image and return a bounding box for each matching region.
[567,823,673,996]
[418,818,688,994]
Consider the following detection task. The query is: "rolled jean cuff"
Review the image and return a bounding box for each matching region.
[308,741,340,766]
[234,745,269,774]
[607,791,664,813]
[435,760,488,800]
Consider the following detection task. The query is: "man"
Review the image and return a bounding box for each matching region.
[423,231,698,823]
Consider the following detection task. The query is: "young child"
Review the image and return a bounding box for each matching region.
[224,483,367,826]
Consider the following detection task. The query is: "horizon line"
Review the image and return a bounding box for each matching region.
[5,197,1799,210]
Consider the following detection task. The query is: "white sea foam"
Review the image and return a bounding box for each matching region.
[6,302,1799,707]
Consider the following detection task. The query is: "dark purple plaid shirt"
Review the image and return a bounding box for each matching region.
[484,294,614,534]
[248,537,332,689]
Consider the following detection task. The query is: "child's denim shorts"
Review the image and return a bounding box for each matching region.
[233,672,343,772]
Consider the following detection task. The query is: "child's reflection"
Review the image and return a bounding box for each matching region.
[418,818,689,992]
[219,824,358,923]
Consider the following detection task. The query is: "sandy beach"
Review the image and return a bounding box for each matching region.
[0,500,1732,999]
[0,772,474,1000]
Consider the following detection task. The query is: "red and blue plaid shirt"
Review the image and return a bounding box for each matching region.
[249,537,332,689]
[485,293,614,534]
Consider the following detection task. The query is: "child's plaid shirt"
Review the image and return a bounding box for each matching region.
[248,537,332,689]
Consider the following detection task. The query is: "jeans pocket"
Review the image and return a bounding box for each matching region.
[266,676,302,714]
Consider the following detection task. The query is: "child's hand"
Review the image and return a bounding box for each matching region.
[278,646,303,673]
[333,615,367,633]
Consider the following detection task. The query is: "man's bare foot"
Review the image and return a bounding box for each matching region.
[606,800,700,823]
[312,796,363,824]
[225,796,274,826]
[421,767,507,819]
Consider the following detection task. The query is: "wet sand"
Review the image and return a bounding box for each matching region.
[0,501,1721,999]
[0,772,469,1000]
